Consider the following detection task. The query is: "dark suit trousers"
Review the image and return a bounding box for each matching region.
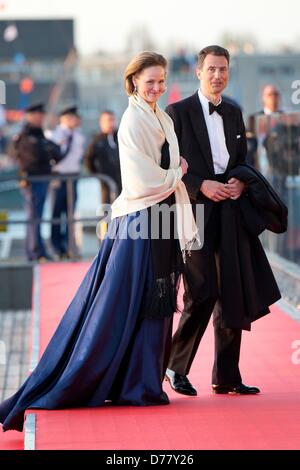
[168,204,242,385]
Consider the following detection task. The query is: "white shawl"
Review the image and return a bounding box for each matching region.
[111,93,200,256]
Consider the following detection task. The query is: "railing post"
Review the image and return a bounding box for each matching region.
[66,176,78,259]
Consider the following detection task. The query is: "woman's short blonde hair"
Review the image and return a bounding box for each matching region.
[124,51,167,95]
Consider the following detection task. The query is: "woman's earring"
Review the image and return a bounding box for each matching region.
[134,85,138,94]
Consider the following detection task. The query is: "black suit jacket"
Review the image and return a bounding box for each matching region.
[166,92,247,224]
[84,131,121,191]
[12,124,62,176]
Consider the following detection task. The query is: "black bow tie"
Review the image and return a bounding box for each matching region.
[209,101,224,116]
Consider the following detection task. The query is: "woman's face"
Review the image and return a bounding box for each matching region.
[133,65,166,107]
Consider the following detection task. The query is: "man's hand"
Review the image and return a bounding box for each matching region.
[225,178,246,200]
[200,180,232,202]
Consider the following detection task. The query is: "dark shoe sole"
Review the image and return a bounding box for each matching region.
[212,388,260,395]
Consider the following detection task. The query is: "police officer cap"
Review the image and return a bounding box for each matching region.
[59,106,79,117]
[25,102,45,113]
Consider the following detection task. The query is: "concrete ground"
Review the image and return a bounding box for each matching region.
[0,309,31,402]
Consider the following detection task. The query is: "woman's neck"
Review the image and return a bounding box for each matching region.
[136,93,157,111]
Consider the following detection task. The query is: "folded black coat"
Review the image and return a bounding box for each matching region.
[218,163,288,330]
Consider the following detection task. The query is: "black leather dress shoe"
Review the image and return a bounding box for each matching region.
[212,383,260,395]
[165,368,197,396]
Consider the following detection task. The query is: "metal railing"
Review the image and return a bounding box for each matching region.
[0,173,118,261]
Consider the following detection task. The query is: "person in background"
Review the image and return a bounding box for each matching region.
[84,110,121,204]
[46,106,85,259]
[260,84,282,116]
[11,103,61,262]
[247,84,283,168]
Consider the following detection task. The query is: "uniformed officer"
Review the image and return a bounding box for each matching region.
[46,106,85,259]
[12,103,62,261]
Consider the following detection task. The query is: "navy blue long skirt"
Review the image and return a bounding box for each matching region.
[0,211,173,432]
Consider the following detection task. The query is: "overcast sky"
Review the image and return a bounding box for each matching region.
[1,0,300,54]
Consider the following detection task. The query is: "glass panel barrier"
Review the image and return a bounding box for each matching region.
[255,112,300,265]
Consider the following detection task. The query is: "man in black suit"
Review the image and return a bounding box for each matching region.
[84,110,121,204]
[165,45,260,396]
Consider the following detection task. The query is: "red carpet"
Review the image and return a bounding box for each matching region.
[1,261,300,449]
[36,263,300,450]
[0,431,23,451]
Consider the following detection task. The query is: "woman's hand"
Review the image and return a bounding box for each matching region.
[180,157,189,176]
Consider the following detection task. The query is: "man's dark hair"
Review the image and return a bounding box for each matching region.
[198,45,230,69]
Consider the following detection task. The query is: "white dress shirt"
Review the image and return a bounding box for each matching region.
[198,88,230,174]
[45,125,85,174]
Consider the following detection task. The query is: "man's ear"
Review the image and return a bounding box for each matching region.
[196,67,202,81]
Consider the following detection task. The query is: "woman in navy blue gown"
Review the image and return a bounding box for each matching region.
[0,52,198,432]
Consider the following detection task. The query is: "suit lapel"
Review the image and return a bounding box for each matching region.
[188,92,215,175]
[222,106,236,169]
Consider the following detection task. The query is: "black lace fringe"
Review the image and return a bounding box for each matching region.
[140,270,182,319]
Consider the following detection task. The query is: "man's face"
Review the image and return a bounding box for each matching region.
[262,85,280,112]
[26,111,45,127]
[60,114,78,129]
[99,113,116,134]
[197,54,229,96]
